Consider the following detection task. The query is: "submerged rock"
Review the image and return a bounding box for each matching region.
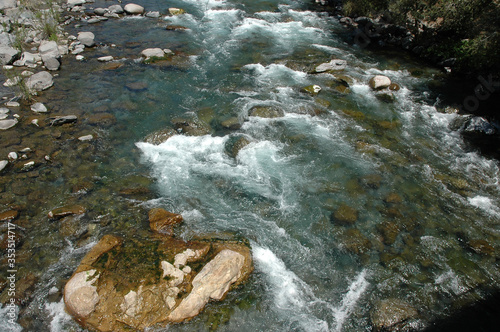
[331,204,358,225]
[49,115,77,126]
[301,85,322,96]
[371,298,418,331]
[143,128,177,144]
[48,205,85,219]
[0,209,18,222]
[64,233,252,331]
[148,208,183,235]
[248,106,284,118]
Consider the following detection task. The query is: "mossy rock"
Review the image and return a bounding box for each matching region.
[331,203,358,225]
[301,85,322,96]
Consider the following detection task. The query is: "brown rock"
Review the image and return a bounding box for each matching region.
[341,229,372,255]
[149,208,183,234]
[248,106,284,118]
[331,204,358,225]
[371,298,418,331]
[384,193,402,204]
[0,209,18,222]
[377,221,400,245]
[467,239,495,256]
[48,205,85,219]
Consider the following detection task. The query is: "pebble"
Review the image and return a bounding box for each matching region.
[5,101,20,107]
[97,56,114,62]
[31,119,39,126]
[7,152,18,160]
[76,55,85,61]
[78,135,93,141]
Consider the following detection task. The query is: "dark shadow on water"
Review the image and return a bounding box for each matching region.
[424,290,500,332]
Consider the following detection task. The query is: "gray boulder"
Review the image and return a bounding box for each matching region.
[141,48,165,59]
[124,3,144,15]
[49,115,78,126]
[108,4,124,14]
[0,46,19,65]
[0,0,17,10]
[39,41,61,70]
[26,71,53,92]
[314,59,347,73]
[94,8,108,16]
[78,32,95,47]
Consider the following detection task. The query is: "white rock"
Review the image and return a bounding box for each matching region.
[78,134,93,141]
[369,75,391,90]
[5,101,19,107]
[64,269,99,319]
[3,76,20,87]
[78,31,95,47]
[141,48,164,59]
[21,70,34,77]
[76,55,85,61]
[124,4,144,15]
[97,55,113,62]
[0,118,18,130]
[315,59,347,73]
[0,107,9,114]
[0,160,8,172]
[161,261,185,287]
[168,250,245,322]
[31,102,48,113]
[0,114,7,119]
[7,152,17,160]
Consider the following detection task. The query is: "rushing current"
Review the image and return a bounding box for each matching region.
[2,0,500,331]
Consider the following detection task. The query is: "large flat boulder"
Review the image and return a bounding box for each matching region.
[64,233,252,331]
[0,46,19,65]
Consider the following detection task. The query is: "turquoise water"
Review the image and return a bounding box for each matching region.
[1,0,500,331]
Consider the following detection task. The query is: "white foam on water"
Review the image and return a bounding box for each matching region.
[243,63,307,85]
[137,135,293,202]
[45,298,74,332]
[0,304,23,331]
[468,196,500,218]
[435,269,469,296]
[312,43,345,55]
[231,17,325,48]
[253,245,329,331]
[181,209,205,222]
[332,270,369,332]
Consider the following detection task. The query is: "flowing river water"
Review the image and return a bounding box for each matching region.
[1,0,500,331]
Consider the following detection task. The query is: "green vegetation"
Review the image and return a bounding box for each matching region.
[340,0,500,74]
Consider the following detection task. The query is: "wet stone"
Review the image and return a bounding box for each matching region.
[341,228,372,255]
[377,221,400,245]
[48,205,86,219]
[49,115,77,126]
[331,204,358,226]
[248,106,284,118]
[148,208,183,235]
[371,298,418,331]
[467,239,495,256]
[0,209,18,221]
[125,81,148,91]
